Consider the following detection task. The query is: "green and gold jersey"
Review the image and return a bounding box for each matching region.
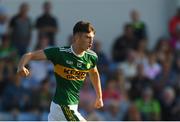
[44,46,98,105]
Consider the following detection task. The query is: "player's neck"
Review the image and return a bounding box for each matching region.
[71,44,85,57]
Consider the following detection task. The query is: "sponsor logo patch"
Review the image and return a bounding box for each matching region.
[54,65,89,80]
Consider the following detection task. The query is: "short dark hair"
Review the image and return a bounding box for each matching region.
[73,21,95,35]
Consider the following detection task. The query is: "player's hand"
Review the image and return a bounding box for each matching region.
[94,98,103,109]
[17,66,30,77]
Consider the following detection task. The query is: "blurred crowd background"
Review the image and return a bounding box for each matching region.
[0,0,180,121]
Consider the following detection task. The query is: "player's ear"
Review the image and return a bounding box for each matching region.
[74,33,80,41]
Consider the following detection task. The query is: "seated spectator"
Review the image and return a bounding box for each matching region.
[154,60,176,96]
[83,100,105,121]
[22,35,52,90]
[129,63,152,100]
[34,34,50,50]
[104,100,122,121]
[0,58,15,96]
[118,49,138,80]
[143,51,161,80]
[123,103,141,121]
[135,87,161,120]
[113,68,130,95]
[79,78,96,113]
[102,79,121,103]
[173,67,180,102]
[154,37,173,65]
[0,34,18,96]
[1,74,32,112]
[134,38,148,64]
[38,77,52,112]
[0,34,19,63]
[172,56,180,74]
[160,87,180,120]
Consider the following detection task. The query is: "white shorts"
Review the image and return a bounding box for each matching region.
[48,101,85,121]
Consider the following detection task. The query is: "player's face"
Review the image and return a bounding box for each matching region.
[78,31,95,50]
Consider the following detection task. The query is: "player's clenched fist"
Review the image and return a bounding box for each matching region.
[17,66,30,77]
[94,98,103,109]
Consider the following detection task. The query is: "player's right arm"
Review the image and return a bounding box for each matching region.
[17,50,47,77]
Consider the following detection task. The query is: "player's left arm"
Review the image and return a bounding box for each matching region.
[88,66,103,109]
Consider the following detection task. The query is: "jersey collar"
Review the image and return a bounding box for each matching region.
[71,45,85,57]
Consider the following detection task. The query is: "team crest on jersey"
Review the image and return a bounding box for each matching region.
[87,63,91,69]
[66,60,73,65]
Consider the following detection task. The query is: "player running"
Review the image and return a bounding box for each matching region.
[17,21,103,121]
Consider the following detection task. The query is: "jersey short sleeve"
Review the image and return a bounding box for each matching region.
[86,50,98,69]
[44,47,59,64]
[90,55,98,69]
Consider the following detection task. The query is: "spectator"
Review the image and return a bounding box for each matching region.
[173,56,180,74]
[93,40,109,75]
[102,80,121,103]
[34,34,50,50]
[170,25,180,56]
[0,5,8,39]
[134,38,148,64]
[154,60,176,97]
[9,2,32,56]
[169,7,180,37]
[0,34,19,63]
[0,34,18,97]
[160,87,180,120]
[129,63,152,100]
[112,23,137,62]
[79,76,104,121]
[154,37,173,65]
[104,100,122,120]
[93,40,110,87]
[22,35,52,90]
[109,69,131,120]
[35,1,58,46]
[173,61,180,100]
[123,103,141,121]
[113,68,130,95]
[79,78,96,114]
[143,51,161,80]
[38,77,52,112]
[130,9,147,40]
[118,49,138,80]
[1,74,32,112]
[83,100,104,121]
[135,87,161,120]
